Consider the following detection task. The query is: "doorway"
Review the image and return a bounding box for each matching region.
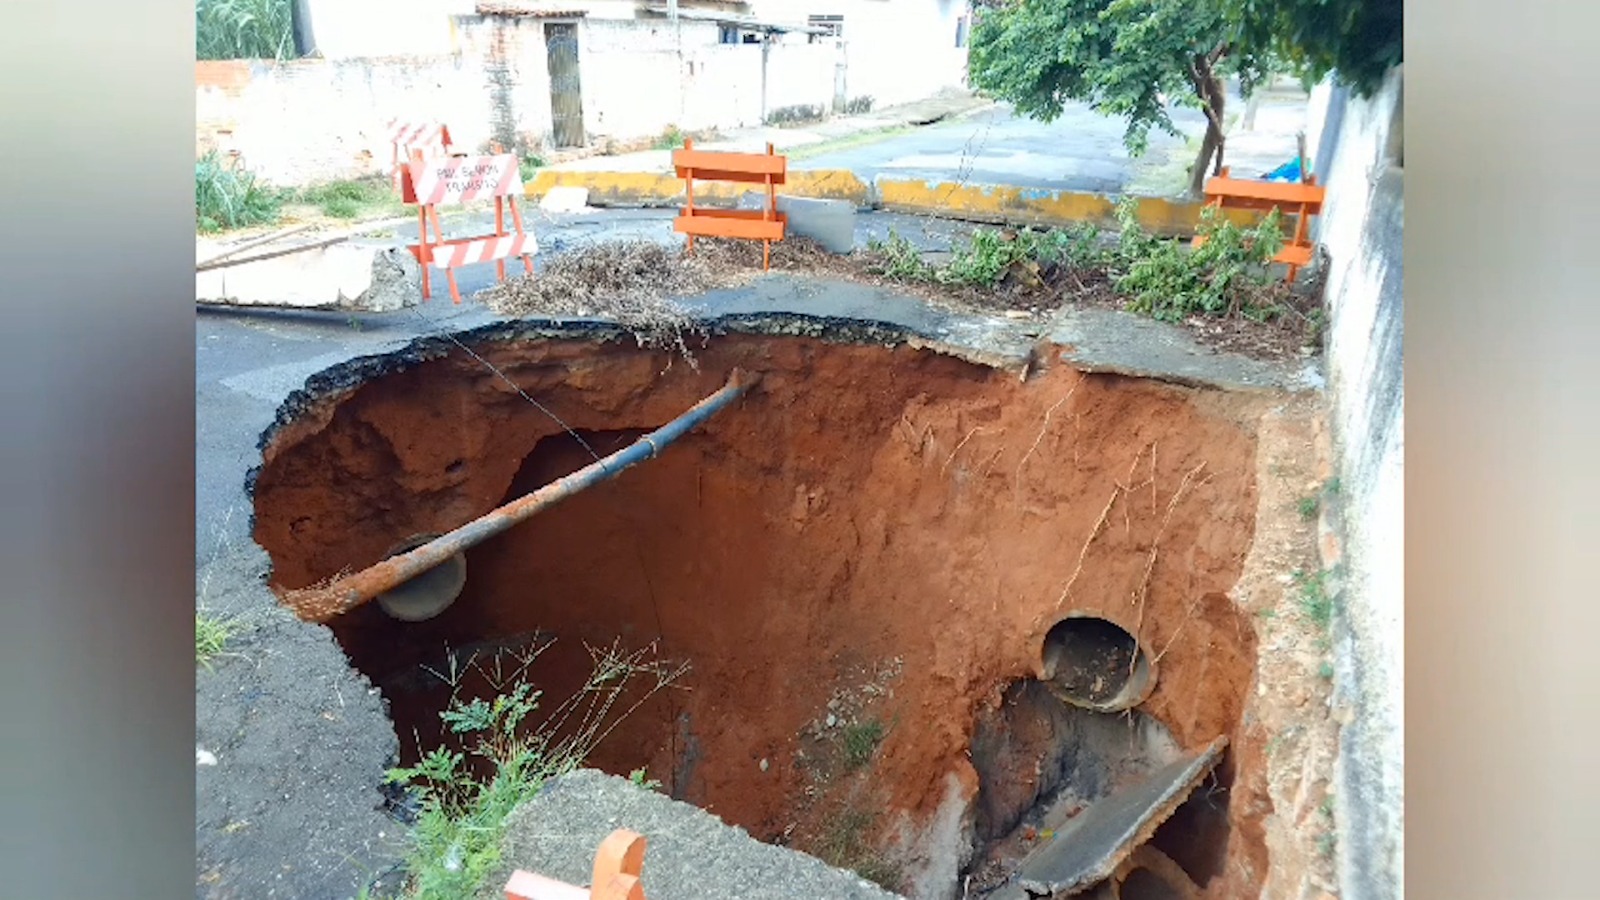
[544,22,585,148]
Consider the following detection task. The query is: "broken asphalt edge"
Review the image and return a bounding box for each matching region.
[523,169,1264,238]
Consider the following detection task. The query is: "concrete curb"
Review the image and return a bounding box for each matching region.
[525,170,1262,238]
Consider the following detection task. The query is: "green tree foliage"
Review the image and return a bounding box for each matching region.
[1227,0,1402,98]
[968,0,1274,196]
[196,0,296,61]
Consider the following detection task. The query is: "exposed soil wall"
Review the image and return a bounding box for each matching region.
[252,332,1272,897]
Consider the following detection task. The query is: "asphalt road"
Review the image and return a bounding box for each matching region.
[794,90,1308,196]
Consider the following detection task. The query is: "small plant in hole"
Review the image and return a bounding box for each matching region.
[1293,569,1335,631]
[195,610,238,668]
[815,808,902,892]
[384,640,686,899]
[1315,797,1338,859]
[1298,495,1320,520]
[627,767,662,792]
[841,718,886,770]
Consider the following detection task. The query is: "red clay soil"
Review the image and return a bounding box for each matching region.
[252,334,1271,897]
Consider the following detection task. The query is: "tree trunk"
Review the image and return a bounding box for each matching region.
[1188,121,1221,197]
[1185,58,1227,197]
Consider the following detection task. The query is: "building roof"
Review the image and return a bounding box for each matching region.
[475,2,590,16]
[639,4,830,32]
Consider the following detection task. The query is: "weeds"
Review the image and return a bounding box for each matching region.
[519,154,547,183]
[195,611,238,668]
[841,719,885,770]
[1315,796,1337,858]
[815,809,902,892]
[196,151,282,233]
[196,0,295,60]
[861,199,1288,327]
[293,177,404,221]
[1293,568,1335,630]
[653,125,687,150]
[1298,496,1320,520]
[627,767,662,792]
[1115,199,1286,322]
[865,230,933,281]
[385,639,686,899]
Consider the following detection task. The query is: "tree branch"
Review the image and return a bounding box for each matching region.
[1188,57,1227,138]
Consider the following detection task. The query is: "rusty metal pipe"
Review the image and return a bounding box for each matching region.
[284,370,757,623]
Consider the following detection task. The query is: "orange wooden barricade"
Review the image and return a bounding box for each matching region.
[1193,166,1325,283]
[504,829,648,900]
[671,139,788,270]
[401,151,536,303]
[387,119,454,194]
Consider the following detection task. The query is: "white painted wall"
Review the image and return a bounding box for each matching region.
[1304,67,1404,900]
[298,0,461,58]
[748,0,969,108]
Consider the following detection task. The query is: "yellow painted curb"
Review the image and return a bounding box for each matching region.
[525,169,1260,236]
[526,169,871,207]
[874,180,1259,237]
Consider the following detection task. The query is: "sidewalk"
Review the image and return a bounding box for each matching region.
[551,89,995,174]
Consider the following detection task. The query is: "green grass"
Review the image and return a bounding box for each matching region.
[196,611,238,668]
[196,150,283,233]
[292,177,406,222]
[841,719,885,770]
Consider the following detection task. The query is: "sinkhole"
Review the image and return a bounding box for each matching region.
[252,327,1271,898]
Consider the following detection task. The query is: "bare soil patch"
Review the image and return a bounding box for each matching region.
[252,333,1308,897]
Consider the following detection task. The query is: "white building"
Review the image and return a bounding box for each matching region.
[290,0,971,147]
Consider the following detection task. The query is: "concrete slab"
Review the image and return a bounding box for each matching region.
[540,186,592,213]
[197,241,422,312]
[777,195,857,254]
[1008,737,1226,898]
[492,769,902,900]
[1047,307,1325,393]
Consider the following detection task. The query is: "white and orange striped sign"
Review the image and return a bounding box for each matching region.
[387,119,450,151]
[428,233,537,270]
[409,154,523,206]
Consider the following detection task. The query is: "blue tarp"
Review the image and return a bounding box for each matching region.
[1261,158,1304,183]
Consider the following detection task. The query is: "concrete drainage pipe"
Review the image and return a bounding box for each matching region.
[375,534,467,622]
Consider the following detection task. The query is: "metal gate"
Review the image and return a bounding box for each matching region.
[544,23,585,148]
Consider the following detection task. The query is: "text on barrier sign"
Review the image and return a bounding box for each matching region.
[410,154,523,205]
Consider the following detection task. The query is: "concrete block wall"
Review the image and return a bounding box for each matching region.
[196,56,497,186]
[1304,67,1404,900]
[453,15,557,156]
[195,16,884,186]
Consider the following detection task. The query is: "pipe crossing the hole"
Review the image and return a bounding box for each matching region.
[282,370,759,624]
